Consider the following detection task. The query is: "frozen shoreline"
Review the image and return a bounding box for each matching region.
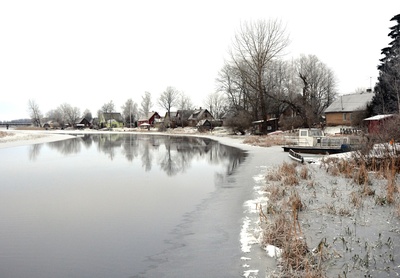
[0,129,76,149]
[0,128,287,277]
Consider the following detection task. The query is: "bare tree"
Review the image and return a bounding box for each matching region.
[140,91,153,118]
[46,108,64,127]
[230,19,289,132]
[296,54,337,127]
[204,91,227,119]
[82,109,93,121]
[176,92,194,127]
[27,99,43,127]
[101,100,115,128]
[59,103,81,127]
[216,62,251,113]
[158,86,179,125]
[177,92,193,111]
[121,98,138,127]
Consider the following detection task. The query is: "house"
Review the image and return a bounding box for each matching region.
[101,112,124,128]
[75,117,92,129]
[137,111,161,127]
[164,111,178,127]
[363,114,394,134]
[43,120,61,129]
[176,110,194,127]
[324,91,374,126]
[188,108,214,127]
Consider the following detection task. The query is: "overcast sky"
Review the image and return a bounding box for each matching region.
[0,0,398,121]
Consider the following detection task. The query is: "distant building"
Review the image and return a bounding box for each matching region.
[252,118,279,134]
[164,111,178,127]
[137,112,161,127]
[188,108,214,127]
[75,117,92,128]
[101,112,124,128]
[324,92,374,126]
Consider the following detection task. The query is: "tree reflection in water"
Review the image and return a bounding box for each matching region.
[34,134,247,176]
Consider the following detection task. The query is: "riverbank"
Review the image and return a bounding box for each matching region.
[0,129,76,148]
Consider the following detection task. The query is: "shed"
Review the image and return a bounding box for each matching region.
[363,114,394,134]
[252,118,279,135]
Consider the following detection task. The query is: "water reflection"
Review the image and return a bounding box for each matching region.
[1,134,247,278]
[28,143,43,161]
[35,134,246,176]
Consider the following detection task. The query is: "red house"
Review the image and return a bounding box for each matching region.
[137,112,161,127]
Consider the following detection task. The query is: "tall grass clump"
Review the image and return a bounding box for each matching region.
[262,162,326,277]
[299,165,309,180]
[0,131,12,138]
[281,162,299,186]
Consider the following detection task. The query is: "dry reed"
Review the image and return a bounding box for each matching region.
[350,191,363,208]
[14,126,44,130]
[299,165,309,180]
[0,131,10,138]
[243,134,285,147]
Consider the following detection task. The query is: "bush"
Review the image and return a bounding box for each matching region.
[224,110,252,135]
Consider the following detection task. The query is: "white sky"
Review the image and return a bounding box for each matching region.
[0,0,398,121]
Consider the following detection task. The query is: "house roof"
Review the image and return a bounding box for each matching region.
[196,119,211,126]
[324,92,374,113]
[102,112,124,122]
[138,112,160,122]
[75,117,91,124]
[188,108,213,120]
[165,111,178,118]
[364,114,394,121]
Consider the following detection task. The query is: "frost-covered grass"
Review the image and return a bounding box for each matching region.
[260,152,400,277]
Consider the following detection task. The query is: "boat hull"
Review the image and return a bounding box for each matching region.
[282,144,352,154]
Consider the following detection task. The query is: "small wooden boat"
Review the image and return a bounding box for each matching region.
[288,149,304,163]
[288,149,321,163]
[282,145,351,154]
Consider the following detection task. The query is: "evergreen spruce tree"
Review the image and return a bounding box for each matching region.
[370,14,400,114]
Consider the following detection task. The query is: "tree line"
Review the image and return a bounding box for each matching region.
[28,15,399,132]
[27,88,195,128]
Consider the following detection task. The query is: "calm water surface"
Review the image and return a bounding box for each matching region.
[0,134,246,278]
